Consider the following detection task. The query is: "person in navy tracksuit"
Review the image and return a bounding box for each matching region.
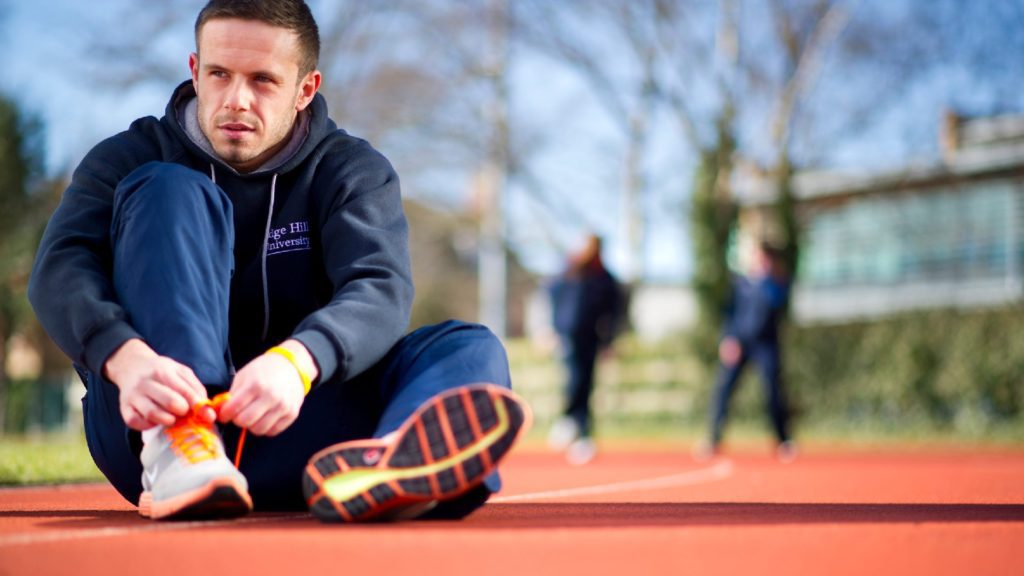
[702,241,795,460]
[548,235,622,464]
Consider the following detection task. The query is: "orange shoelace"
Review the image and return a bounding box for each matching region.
[166,393,247,468]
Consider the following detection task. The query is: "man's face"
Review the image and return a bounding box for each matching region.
[190,18,321,173]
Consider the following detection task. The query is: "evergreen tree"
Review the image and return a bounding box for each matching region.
[688,113,737,373]
[0,94,46,431]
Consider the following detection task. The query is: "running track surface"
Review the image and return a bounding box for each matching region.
[1,446,1022,576]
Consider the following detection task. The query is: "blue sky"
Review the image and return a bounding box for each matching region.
[2,1,197,172]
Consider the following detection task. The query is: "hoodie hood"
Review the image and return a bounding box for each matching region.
[164,80,336,177]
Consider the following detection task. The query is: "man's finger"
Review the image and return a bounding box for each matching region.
[146,382,192,418]
[217,386,254,423]
[266,413,296,437]
[231,400,270,431]
[174,365,209,401]
[196,406,217,424]
[122,405,149,431]
[252,410,290,437]
[219,370,265,422]
[219,377,265,425]
[133,396,176,428]
[151,367,207,411]
[248,416,273,437]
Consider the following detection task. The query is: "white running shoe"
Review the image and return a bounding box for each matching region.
[138,411,252,520]
[776,440,799,464]
[566,437,597,466]
[691,439,719,463]
[547,417,579,451]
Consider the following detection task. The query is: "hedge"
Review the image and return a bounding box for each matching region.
[508,305,1024,440]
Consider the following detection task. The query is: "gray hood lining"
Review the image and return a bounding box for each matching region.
[178,96,311,175]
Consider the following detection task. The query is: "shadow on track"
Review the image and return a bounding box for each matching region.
[463,502,1024,528]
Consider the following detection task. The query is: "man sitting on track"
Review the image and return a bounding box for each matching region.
[29,0,529,522]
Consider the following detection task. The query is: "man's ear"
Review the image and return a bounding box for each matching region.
[189,53,200,92]
[296,70,322,111]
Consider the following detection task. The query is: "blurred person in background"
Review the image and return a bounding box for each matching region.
[547,234,622,465]
[696,241,796,462]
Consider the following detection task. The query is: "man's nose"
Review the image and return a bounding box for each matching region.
[224,80,253,111]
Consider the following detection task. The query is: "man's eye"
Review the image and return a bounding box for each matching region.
[211,71,228,79]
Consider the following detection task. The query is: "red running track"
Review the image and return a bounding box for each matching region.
[1,446,1022,576]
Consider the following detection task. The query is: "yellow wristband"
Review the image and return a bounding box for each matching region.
[266,346,313,395]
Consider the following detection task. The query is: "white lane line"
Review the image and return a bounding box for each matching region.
[490,459,734,503]
[0,513,309,547]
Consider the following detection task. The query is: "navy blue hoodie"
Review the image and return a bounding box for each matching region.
[723,273,789,348]
[29,81,414,387]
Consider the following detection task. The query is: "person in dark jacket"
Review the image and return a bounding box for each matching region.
[28,0,528,523]
[547,234,621,464]
[697,241,795,462]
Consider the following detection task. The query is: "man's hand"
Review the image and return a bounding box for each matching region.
[719,336,742,367]
[104,338,210,430]
[218,340,317,437]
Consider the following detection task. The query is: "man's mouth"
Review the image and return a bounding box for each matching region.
[219,122,255,139]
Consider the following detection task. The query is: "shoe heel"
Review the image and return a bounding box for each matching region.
[304,383,531,522]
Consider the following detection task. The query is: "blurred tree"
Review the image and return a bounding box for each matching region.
[519,0,662,285]
[315,0,552,336]
[0,95,47,431]
[515,0,950,364]
[81,0,200,89]
[403,199,535,335]
[688,112,737,371]
[313,0,518,334]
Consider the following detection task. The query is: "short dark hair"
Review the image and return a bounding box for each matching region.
[195,0,320,76]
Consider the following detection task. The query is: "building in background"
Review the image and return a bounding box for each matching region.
[737,111,1024,324]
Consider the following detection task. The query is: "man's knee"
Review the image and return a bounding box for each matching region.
[113,161,231,222]
[413,319,496,339]
[409,320,511,388]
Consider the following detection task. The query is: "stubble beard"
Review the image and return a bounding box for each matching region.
[205,111,296,172]
[207,112,260,168]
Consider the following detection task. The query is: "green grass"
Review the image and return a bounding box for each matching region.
[524,415,1024,452]
[0,433,104,486]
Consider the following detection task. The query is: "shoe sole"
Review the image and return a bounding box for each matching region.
[139,476,253,521]
[303,383,531,522]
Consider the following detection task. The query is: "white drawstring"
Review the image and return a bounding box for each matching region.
[260,173,278,340]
